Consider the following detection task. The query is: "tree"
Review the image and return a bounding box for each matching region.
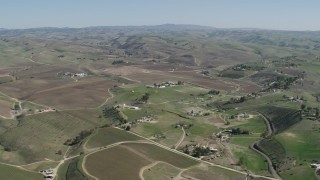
[208,90,220,95]
[140,93,150,103]
[238,157,244,166]
[125,126,131,131]
[239,96,246,103]
[300,104,306,110]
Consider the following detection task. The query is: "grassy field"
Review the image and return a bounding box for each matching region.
[257,138,286,170]
[233,149,269,175]
[228,118,270,175]
[85,142,198,180]
[62,157,88,180]
[0,163,43,180]
[85,144,152,180]
[275,120,320,180]
[0,111,101,164]
[86,127,142,148]
[231,118,267,135]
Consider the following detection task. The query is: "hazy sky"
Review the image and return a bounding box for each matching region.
[1,0,319,30]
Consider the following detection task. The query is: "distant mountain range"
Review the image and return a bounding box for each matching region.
[1,24,320,32]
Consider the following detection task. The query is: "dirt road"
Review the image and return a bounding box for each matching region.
[249,112,282,180]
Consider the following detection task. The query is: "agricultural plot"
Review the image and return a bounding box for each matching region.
[84,143,198,180]
[62,108,105,126]
[57,157,88,180]
[257,106,301,134]
[86,127,142,149]
[220,69,246,79]
[0,65,118,109]
[0,77,73,100]
[0,118,18,135]
[85,144,151,180]
[114,143,198,168]
[26,78,118,109]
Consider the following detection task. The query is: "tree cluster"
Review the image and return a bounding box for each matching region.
[192,147,211,158]
[64,129,94,146]
[230,128,249,135]
[208,90,220,95]
[112,60,124,65]
[102,107,125,123]
[135,93,150,104]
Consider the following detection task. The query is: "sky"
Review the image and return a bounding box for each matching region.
[0,0,319,30]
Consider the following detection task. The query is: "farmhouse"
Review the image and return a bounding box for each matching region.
[40,168,55,178]
[74,73,87,77]
[209,146,218,152]
[238,113,249,119]
[148,81,183,88]
[61,72,87,78]
[121,104,140,110]
[311,163,320,169]
[136,116,154,123]
[287,96,303,103]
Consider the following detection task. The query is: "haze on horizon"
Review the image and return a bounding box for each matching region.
[1,0,319,31]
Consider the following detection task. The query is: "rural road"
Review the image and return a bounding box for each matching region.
[174,127,185,150]
[139,161,160,180]
[249,112,282,180]
[98,88,114,108]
